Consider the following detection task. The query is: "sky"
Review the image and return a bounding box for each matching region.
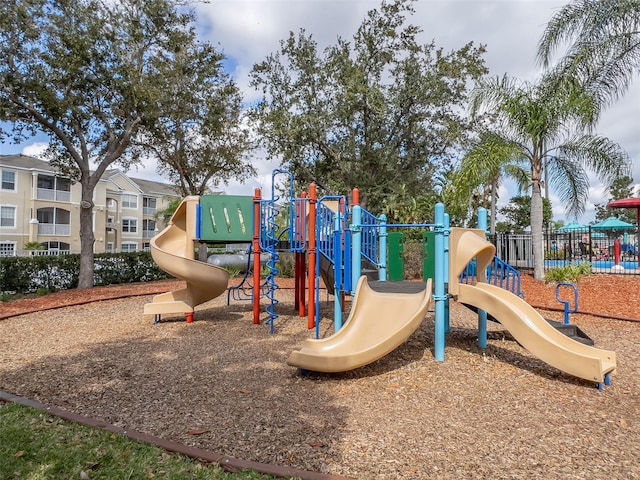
[3,0,639,223]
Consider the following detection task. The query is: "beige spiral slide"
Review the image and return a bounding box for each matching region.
[450,228,616,384]
[287,276,432,372]
[143,196,229,319]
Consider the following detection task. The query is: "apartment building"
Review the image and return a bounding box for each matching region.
[0,154,180,256]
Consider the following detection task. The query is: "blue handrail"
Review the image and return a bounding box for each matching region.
[460,256,524,298]
[360,207,379,265]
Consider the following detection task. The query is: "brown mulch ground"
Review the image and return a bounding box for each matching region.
[1,275,639,479]
[2,274,638,321]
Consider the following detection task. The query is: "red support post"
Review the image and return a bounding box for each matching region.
[294,253,300,311]
[308,184,317,329]
[352,187,360,206]
[253,188,262,325]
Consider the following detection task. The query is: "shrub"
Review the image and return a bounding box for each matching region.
[276,252,296,278]
[0,252,170,294]
[404,241,424,280]
[545,263,592,284]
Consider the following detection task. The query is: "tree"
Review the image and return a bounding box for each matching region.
[446,131,530,232]
[537,0,640,106]
[594,175,638,224]
[468,74,630,280]
[0,0,213,288]
[498,195,553,234]
[249,0,487,214]
[137,44,255,197]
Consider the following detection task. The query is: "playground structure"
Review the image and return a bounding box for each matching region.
[144,171,617,389]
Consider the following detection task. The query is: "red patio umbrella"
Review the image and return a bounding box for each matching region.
[608,197,640,267]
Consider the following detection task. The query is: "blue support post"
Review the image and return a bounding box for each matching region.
[478,208,488,349]
[444,213,450,334]
[344,230,352,294]
[379,214,387,281]
[351,205,362,295]
[434,203,446,362]
[333,211,343,331]
[196,203,202,240]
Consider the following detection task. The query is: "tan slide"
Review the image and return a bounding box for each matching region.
[456,282,616,383]
[144,196,229,317]
[287,276,432,372]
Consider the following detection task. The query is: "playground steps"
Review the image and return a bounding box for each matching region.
[320,256,377,295]
[545,319,594,346]
[459,303,594,346]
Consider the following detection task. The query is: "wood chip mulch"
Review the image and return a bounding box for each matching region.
[1,274,639,479]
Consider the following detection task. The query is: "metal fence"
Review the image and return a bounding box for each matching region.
[490,228,639,275]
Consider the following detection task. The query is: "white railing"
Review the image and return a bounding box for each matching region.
[143,207,156,215]
[142,230,156,238]
[28,250,70,256]
[37,188,71,202]
[38,223,71,236]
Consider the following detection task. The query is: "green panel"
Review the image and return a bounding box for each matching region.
[199,195,254,243]
[422,231,435,281]
[388,232,405,282]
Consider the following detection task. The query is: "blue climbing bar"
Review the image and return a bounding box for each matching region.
[478,208,488,349]
[434,203,446,362]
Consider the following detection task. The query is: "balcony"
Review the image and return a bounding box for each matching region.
[142,229,157,239]
[37,188,71,202]
[38,223,71,235]
[143,207,157,215]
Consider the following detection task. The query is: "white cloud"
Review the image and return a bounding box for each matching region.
[21,142,48,157]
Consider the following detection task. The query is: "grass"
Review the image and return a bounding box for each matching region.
[0,403,282,480]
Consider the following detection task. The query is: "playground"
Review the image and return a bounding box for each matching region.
[1,173,639,478]
[0,280,639,479]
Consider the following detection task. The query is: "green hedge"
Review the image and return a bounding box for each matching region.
[0,252,170,294]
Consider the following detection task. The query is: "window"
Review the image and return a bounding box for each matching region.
[121,242,137,253]
[37,175,71,201]
[143,197,157,215]
[142,219,156,237]
[37,175,70,191]
[36,207,71,235]
[143,242,151,252]
[121,218,138,233]
[107,198,117,210]
[0,206,16,227]
[37,207,70,224]
[41,241,70,252]
[0,242,16,256]
[122,194,138,209]
[106,242,114,252]
[1,170,16,191]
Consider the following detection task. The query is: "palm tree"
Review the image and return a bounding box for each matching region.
[537,0,640,106]
[468,74,630,280]
[449,131,530,233]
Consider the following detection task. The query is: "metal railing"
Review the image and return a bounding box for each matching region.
[36,188,71,202]
[37,223,71,236]
[490,229,639,275]
[360,207,379,265]
[460,256,524,298]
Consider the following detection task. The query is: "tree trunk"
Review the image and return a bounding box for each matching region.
[489,179,498,234]
[530,179,545,281]
[198,242,208,262]
[77,180,96,289]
